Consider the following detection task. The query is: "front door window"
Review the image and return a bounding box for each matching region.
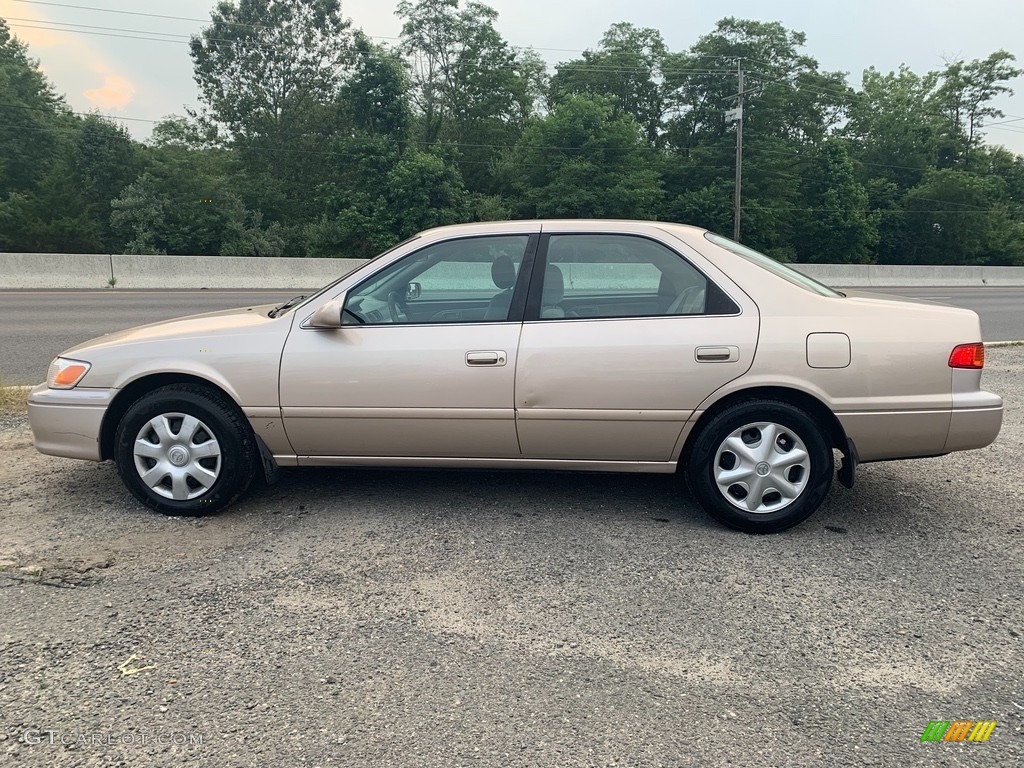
[345,236,530,325]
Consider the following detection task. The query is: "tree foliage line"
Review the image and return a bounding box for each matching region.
[1,0,1023,265]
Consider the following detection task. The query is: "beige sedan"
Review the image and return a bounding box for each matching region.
[28,221,1003,532]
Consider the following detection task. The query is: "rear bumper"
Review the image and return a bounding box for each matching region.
[837,390,1002,463]
[27,384,115,461]
[837,409,951,462]
[943,390,1003,453]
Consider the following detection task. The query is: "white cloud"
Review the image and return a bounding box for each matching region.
[83,73,136,109]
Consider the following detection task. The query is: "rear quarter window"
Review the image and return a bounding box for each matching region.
[705,232,841,297]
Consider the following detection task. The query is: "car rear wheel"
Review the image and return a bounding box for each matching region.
[686,399,833,533]
[114,384,256,516]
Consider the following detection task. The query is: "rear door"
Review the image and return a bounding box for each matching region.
[514,229,759,462]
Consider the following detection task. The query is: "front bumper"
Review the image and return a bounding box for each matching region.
[27,384,116,461]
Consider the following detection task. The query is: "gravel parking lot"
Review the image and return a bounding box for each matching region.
[2,349,1022,767]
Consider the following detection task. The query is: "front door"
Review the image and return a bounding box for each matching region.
[280,234,535,459]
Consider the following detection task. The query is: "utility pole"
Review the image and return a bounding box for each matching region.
[724,60,745,241]
[733,64,744,241]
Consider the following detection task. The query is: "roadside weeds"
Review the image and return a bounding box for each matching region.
[987,339,1024,347]
[0,376,32,412]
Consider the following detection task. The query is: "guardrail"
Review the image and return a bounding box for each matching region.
[2,253,1024,289]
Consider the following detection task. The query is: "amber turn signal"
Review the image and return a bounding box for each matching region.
[47,358,92,389]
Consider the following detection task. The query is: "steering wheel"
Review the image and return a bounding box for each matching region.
[387,291,409,324]
[342,307,366,324]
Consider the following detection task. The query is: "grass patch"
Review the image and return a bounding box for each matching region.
[0,374,32,412]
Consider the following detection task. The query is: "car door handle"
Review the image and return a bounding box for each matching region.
[695,346,739,363]
[466,350,507,367]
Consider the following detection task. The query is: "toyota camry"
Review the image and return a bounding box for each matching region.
[28,220,1003,532]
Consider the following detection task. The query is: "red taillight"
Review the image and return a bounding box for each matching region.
[948,343,985,369]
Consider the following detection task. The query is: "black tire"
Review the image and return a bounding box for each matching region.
[686,399,833,533]
[114,384,257,516]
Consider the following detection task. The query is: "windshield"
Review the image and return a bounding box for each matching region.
[704,233,842,297]
[275,236,421,315]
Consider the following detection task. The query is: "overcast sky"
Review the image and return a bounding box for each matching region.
[3,0,1023,153]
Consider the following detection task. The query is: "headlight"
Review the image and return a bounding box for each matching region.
[47,357,92,389]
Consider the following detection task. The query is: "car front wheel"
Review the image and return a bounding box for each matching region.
[686,399,834,533]
[114,384,257,516]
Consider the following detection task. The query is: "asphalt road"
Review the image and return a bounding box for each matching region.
[0,287,1021,385]
[0,290,295,386]
[2,348,1022,767]
[863,287,1023,343]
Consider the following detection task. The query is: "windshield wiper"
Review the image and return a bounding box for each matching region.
[268,295,306,318]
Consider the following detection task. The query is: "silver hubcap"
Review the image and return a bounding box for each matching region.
[133,413,222,501]
[713,422,811,514]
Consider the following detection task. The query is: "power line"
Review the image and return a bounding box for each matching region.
[0,119,736,170]
[0,124,1010,214]
[5,12,1021,166]
[2,99,1017,179]
[11,14,1011,114]
[8,15,940,130]
[3,21,739,78]
[6,21,192,44]
[5,16,195,40]
[9,0,1021,105]
[742,72,855,103]
[6,0,753,63]
[9,0,368,37]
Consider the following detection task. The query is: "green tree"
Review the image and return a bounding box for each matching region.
[110,135,241,255]
[219,196,286,256]
[189,0,352,217]
[935,52,1022,168]
[386,151,470,235]
[845,66,943,190]
[0,19,91,251]
[109,172,171,254]
[302,145,470,257]
[0,19,67,200]
[149,115,220,150]
[550,23,668,146]
[4,10,1023,265]
[663,18,851,151]
[340,32,411,140]
[503,95,662,218]
[658,18,853,255]
[899,170,1008,264]
[397,0,543,191]
[791,141,877,263]
[68,114,141,249]
[663,178,734,234]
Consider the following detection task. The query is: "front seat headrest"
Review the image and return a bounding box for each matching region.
[491,255,517,290]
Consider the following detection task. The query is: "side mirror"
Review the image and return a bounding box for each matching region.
[308,297,345,328]
[406,282,421,301]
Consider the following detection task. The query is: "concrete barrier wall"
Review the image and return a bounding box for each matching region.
[792,264,1000,287]
[2,253,1024,289]
[109,254,365,290]
[972,266,1024,286]
[0,253,113,289]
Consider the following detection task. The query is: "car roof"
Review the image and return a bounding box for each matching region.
[418,219,712,239]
